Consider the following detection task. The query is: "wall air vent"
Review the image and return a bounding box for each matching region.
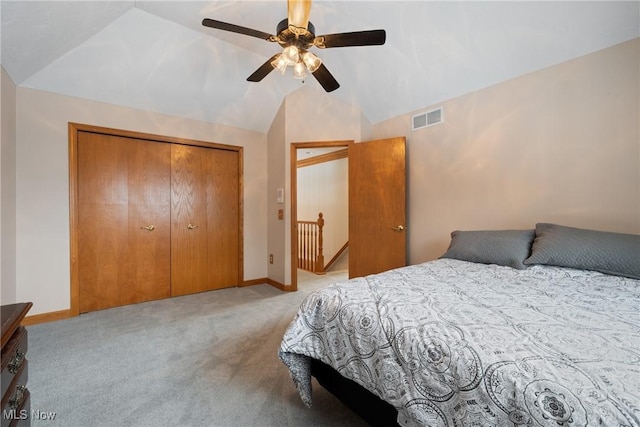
[412,107,444,131]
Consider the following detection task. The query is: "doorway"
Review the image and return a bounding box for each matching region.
[291,141,352,291]
[290,136,408,291]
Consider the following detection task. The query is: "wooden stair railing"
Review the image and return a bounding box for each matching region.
[297,212,325,274]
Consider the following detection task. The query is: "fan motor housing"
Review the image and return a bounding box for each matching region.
[276,19,316,48]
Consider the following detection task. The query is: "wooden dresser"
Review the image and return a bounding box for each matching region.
[1,303,32,427]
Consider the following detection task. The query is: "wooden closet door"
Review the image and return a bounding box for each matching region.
[77,132,171,312]
[128,140,172,301]
[170,144,209,295]
[171,144,240,296]
[206,149,240,289]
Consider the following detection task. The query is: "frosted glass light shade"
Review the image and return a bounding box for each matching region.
[301,51,321,73]
[271,54,288,74]
[282,45,300,66]
[293,61,307,79]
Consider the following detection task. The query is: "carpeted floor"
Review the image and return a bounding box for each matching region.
[27,269,368,427]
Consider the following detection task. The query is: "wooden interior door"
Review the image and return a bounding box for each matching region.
[171,144,240,296]
[77,132,171,312]
[349,137,407,278]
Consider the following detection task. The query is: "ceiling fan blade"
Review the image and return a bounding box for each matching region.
[315,29,386,48]
[202,18,275,41]
[312,63,340,92]
[247,54,280,82]
[288,0,312,34]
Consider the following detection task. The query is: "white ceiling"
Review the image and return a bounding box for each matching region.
[2,1,638,133]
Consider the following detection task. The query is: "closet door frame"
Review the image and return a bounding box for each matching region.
[69,122,244,317]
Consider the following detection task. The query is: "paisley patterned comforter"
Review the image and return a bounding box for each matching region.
[279,258,640,426]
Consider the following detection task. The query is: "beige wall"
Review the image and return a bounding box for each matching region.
[14,88,268,315]
[1,67,18,303]
[372,38,640,263]
[267,101,287,285]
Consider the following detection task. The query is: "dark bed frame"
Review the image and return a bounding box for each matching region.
[310,358,400,427]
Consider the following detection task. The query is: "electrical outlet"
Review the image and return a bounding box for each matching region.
[269,254,274,264]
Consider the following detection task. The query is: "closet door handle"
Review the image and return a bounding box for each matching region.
[187,223,199,230]
[140,225,155,232]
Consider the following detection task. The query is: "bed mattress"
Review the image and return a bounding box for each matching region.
[280,258,640,426]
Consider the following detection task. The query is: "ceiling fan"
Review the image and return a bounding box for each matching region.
[202,0,386,92]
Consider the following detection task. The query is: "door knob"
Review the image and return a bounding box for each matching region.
[392,225,406,232]
[140,225,155,231]
[187,223,199,230]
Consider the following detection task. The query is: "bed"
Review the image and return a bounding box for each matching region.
[279,223,640,426]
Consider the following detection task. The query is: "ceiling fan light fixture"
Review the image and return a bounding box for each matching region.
[293,61,307,79]
[202,1,385,92]
[301,50,321,73]
[271,54,288,74]
[282,45,300,66]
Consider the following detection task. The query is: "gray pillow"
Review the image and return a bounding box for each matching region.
[524,223,640,279]
[440,229,535,270]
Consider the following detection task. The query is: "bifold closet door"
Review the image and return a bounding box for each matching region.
[170,144,240,296]
[77,132,172,312]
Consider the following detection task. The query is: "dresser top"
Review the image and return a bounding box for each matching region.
[1,302,32,347]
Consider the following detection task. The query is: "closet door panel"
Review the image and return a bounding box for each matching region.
[207,149,240,288]
[78,133,132,312]
[171,145,240,296]
[128,140,172,302]
[171,144,210,296]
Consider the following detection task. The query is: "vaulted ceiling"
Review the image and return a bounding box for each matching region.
[2,1,638,133]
